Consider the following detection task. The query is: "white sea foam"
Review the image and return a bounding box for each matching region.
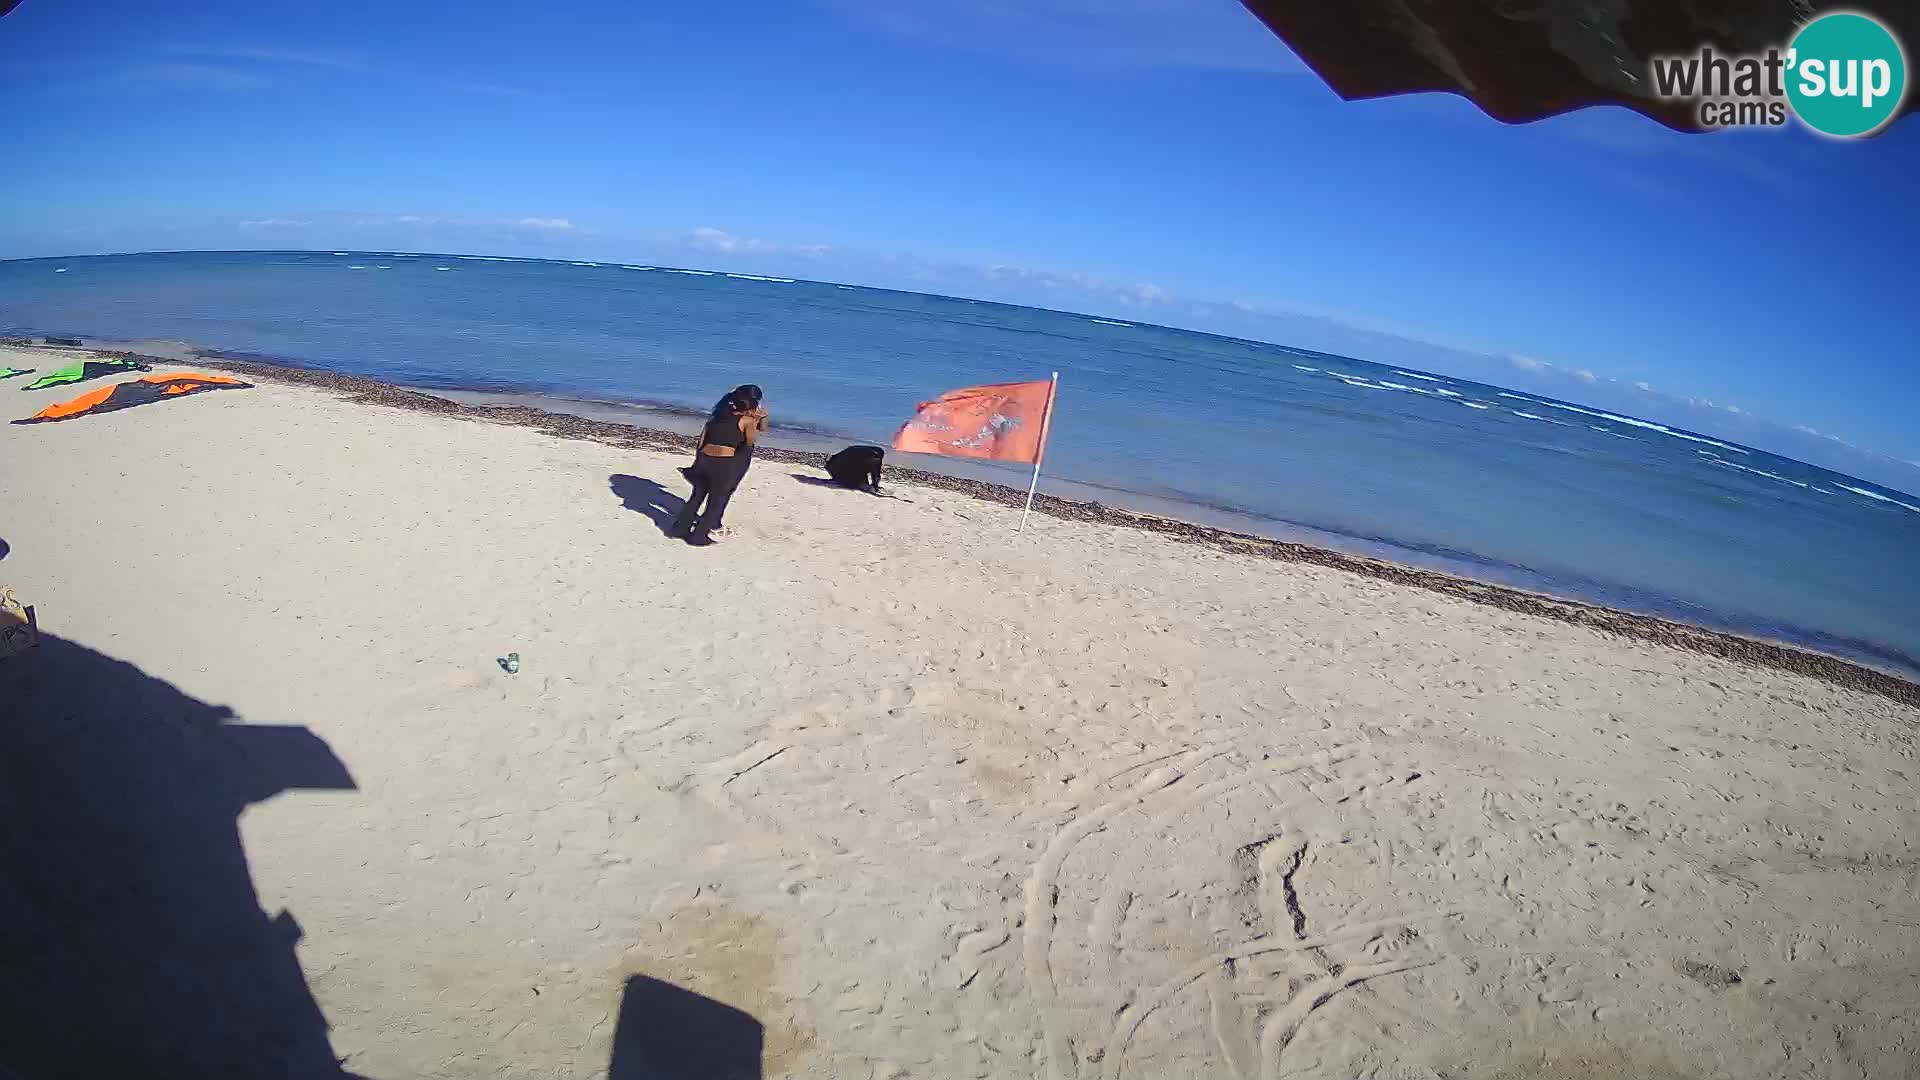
[621,265,652,271]
[53,268,68,273]
[347,265,367,269]
[376,265,392,269]
[664,269,715,276]
[1431,388,1461,397]
[570,262,597,267]
[435,266,452,271]
[1511,410,1564,423]
[1087,318,1132,327]
[1291,365,1319,372]
[1708,458,1811,489]
[1377,381,1423,392]
[1532,400,1749,453]
[1588,425,1635,439]
[1498,392,1534,401]
[456,255,519,262]
[1392,371,1443,382]
[395,254,419,258]
[1835,483,1920,514]
[1460,400,1491,409]
[1750,467,1807,488]
[333,252,350,256]
[726,273,795,283]
[836,285,856,290]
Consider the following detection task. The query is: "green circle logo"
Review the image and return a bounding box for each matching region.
[1786,11,1908,137]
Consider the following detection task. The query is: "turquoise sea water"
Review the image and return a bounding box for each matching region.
[5,249,1918,676]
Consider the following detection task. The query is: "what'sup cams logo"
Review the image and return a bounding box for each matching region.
[1650,9,1909,137]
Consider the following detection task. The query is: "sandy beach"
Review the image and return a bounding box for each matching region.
[2,344,1917,1079]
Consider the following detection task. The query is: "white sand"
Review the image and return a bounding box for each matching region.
[2,352,1916,1079]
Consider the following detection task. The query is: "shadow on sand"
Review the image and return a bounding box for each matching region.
[610,473,687,534]
[786,473,908,502]
[0,632,360,1079]
[786,472,846,490]
[607,974,763,1080]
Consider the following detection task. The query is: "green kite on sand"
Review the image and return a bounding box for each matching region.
[0,368,34,381]
[22,358,151,391]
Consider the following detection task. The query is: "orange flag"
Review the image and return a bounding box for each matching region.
[891,378,1057,464]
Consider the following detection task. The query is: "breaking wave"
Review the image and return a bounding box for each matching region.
[1535,401,1748,453]
[1835,483,1920,514]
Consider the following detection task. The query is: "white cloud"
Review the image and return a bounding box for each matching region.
[1510,354,1549,370]
[126,63,268,93]
[686,227,773,254]
[327,213,573,233]
[238,217,313,229]
[968,263,1172,307]
[144,44,524,98]
[791,243,833,259]
[1634,380,1653,391]
[1572,368,1599,383]
[165,44,362,70]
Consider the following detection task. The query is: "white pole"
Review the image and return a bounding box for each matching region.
[1018,372,1060,534]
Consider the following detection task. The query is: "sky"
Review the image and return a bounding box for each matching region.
[2,0,1917,475]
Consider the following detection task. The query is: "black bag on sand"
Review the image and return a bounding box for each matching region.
[824,445,885,492]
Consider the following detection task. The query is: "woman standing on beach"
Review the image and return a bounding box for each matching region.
[693,384,764,540]
[672,387,763,544]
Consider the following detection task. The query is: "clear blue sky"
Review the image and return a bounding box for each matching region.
[2,0,1916,466]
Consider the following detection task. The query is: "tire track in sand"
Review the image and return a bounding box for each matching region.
[1097,911,1457,1080]
[1023,744,1357,1080]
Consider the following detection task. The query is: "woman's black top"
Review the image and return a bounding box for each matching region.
[701,412,747,449]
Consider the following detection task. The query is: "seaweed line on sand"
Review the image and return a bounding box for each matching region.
[70,346,1920,710]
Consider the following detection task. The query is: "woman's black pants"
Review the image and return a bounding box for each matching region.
[671,456,741,539]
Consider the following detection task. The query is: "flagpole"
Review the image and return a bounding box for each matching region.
[1018,372,1060,534]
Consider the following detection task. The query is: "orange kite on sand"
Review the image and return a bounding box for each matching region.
[14,372,252,424]
[891,378,1056,464]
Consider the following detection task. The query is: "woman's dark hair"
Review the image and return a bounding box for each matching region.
[712,384,763,416]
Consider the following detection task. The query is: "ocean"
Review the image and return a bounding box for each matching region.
[5,249,1918,677]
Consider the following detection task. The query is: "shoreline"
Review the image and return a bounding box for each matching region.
[33,339,1898,708]
[10,325,1918,678]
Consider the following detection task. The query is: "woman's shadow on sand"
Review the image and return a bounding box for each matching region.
[610,473,686,535]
